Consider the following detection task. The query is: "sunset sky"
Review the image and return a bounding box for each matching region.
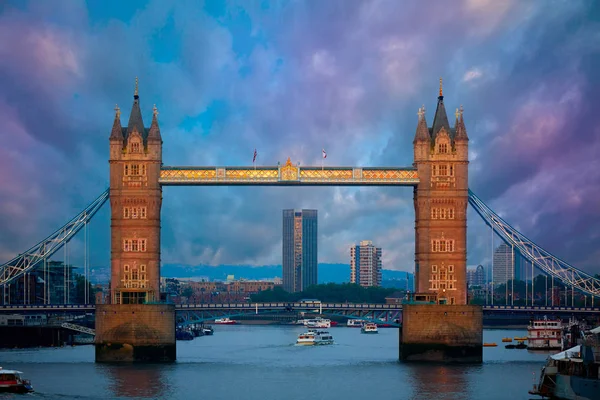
[1,0,599,275]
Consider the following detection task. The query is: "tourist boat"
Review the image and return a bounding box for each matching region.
[0,368,34,393]
[214,317,237,325]
[296,330,334,346]
[361,323,378,334]
[514,336,528,341]
[347,319,366,327]
[483,343,497,347]
[303,317,331,328]
[202,326,214,336]
[529,326,600,400]
[527,316,563,350]
[502,337,513,342]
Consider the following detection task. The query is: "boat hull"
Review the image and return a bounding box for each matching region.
[296,340,334,346]
[551,374,600,400]
[361,330,378,334]
[0,384,34,394]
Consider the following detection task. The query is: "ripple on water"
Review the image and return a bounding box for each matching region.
[0,326,549,400]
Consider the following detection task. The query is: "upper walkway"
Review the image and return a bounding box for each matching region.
[159,162,419,186]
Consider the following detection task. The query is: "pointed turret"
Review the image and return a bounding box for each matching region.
[109,105,123,141]
[431,78,451,142]
[413,105,430,143]
[147,104,162,142]
[126,77,145,139]
[454,105,468,141]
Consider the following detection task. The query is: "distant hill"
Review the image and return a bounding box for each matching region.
[161,263,413,283]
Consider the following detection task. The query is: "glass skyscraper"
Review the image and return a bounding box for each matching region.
[282,209,318,292]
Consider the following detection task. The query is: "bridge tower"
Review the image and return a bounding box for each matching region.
[108,78,162,304]
[413,79,469,305]
[96,79,175,363]
[401,80,482,363]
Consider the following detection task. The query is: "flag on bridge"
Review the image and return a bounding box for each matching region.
[253,149,257,163]
[322,149,327,159]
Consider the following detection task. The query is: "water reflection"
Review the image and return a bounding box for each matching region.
[406,364,477,400]
[101,364,172,398]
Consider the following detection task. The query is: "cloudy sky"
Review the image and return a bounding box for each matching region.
[1,0,599,276]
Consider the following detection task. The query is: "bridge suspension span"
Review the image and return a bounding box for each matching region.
[0,189,109,288]
[0,188,598,301]
[468,189,600,298]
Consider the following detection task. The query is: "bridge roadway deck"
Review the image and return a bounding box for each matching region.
[0,303,599,314]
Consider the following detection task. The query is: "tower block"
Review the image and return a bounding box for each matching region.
[400,80,482,363]
[95,79,176,363]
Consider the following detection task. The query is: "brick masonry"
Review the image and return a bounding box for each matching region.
[413,91,469,305]
[400,304,483,363]
[95,304,176,362]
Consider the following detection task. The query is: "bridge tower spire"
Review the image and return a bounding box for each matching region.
[413,82,469,305]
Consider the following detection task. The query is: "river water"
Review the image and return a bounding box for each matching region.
[0,326,549,399]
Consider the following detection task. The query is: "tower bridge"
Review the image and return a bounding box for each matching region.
[1,79,599,363]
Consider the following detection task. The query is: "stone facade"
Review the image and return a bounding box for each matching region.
[399,304,483,362]
[108,82,162,305]
[413,82,469,305]
[95,304,175,362]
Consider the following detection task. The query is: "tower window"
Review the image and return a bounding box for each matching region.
[431,239,455,252]
[123,207,130,219]
[131,142,140,153]
[439,143,448,154]
[439,165,448,176]
[131,208,138,219]
[140,207,147,218]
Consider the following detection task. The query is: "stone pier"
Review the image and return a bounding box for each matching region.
[95,304,176,363]
[399,304,483,363]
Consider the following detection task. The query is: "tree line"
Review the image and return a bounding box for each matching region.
[250,283,402,303]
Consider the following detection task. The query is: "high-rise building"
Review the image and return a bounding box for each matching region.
[492,244,515,286]
[282,209,318,292]
[467,265,485,287]
[350,240,382,287]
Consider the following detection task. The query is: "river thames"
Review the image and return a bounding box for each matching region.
[0,325,549,399]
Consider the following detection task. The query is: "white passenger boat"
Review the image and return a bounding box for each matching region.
[347,319,366,327]
[214,317,237,325]
[361,323,378,334]
[304,317,331,328]
[296,330,334,346]
[0,368,34,393]
[528,316,562,350]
